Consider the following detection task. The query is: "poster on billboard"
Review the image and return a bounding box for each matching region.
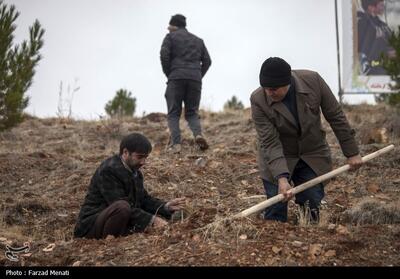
[342,0,400,94]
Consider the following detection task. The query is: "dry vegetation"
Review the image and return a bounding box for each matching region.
[0,104,399,266]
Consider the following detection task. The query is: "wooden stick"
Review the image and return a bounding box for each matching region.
[233,144,395,219]
[241,195,265,200]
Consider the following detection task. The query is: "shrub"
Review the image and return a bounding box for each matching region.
[381,25,400,107]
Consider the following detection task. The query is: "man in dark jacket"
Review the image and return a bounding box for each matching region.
[74,133,186,239]
[250,57,363,223]
[160,14,212,153]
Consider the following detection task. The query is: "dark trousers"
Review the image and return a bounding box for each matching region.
[263,160,324,222]
[85,200,131,239]
[165,79,202,145]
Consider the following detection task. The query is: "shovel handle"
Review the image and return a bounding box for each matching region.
[233,144,395,219]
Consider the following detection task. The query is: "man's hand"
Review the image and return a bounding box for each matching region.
[347,154,363,170]
[278,177,294,202]
[165,197,186,212]
[152,216,169,228]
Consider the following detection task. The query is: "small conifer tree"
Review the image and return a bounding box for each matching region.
[223,95,244,111]
[0,1,45,131]
[105,89,136,118]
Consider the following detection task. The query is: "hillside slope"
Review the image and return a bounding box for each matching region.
[0,105,399,266]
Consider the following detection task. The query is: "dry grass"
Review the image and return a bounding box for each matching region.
[229,218,264,241]
[197,214,264,243]
[198,215,232,240]
[342,198,400,225]
[295,205,313,227]
[294,201,330,227]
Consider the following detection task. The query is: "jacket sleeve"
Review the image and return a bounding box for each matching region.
[129,207,154,232]
[141,188,172,219]
[97,169,154,231]
[318,73,359,157]
[160,34,172,77]
[201,41,211,77]
[251,95,290,179]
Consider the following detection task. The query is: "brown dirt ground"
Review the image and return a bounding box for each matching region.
[0,104,399,266]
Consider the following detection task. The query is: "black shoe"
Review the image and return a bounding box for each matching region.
[195,135,209,150]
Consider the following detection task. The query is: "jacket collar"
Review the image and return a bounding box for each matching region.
[292,71,312,134]
[263,71,312,131]
[173,27,188,33]
[117,155,140,178]
[262,84,296,127]
[267,95,298,128]
[263,70,312,106]
[265,71,311,106]
[292,71,313,95]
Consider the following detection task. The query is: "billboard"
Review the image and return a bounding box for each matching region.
[341,0,400,93]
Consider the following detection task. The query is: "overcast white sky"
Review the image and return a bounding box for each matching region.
[4,0,373,119]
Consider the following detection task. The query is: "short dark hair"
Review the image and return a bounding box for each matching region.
[119,133,152,155]
[361,0,384,11]
[169,14,186,28]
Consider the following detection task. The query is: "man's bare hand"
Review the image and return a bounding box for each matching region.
[278,177,294,202]
[152,216,168,228]
[165,197,186,212]
[347,154,363,170]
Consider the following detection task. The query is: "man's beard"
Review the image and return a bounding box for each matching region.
[132,164,143,170]
[128,159,142,170]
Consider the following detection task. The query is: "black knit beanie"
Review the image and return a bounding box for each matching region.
[259,57,292,88]
[169,14,186,28]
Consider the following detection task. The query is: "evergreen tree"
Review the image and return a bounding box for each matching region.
[381,25,400,107]
[105,89,136,118]
[0,1,44,131]
[224,95,244,111]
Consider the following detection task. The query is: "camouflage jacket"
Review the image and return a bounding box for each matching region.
[74,155,171,237]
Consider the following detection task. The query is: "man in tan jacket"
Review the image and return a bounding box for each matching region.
[250,57,362,223]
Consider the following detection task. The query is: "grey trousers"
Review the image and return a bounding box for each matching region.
[165,79,202,145]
